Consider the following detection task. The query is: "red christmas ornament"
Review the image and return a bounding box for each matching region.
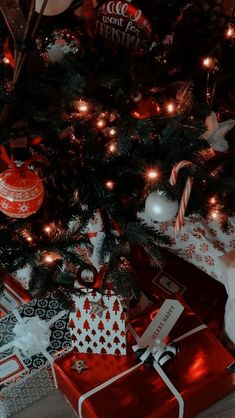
[96,0,152,52]
[0,166,44,218]
[131,97,160,119]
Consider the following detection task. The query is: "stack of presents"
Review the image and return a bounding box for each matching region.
[0,246,235,418]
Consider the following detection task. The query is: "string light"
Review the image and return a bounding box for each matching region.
[26,236,33,242]
[226,25,235,38]
[96,118,106,129]
[147,169,158,180]
[105,180,115,190]
[75,100,89,113]
[109,128,116,137]
[210,197,217,205]
[43,225,52,234]
[3,57,10,64]
[166,102,175,114]
[202,57,214,69]
[108,143,116,153]
[42,252,61,265]
[44,254,54,264]
[211,210,218,219]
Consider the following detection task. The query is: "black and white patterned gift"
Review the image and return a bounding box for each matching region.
[0,292,71,418]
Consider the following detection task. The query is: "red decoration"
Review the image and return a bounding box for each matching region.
[112,321,119,332]
[83,298,90,313]
[0,166,44,218]
[76,308,81,319]
[131,98,160,120]
[99,335,106,344]
[83,319,90,330]
[98,320,104,331]
[113,336,120,345]
[112,298,120,315]
[69,319,75,329]
[105,311,111,321]
[96,0,152,52]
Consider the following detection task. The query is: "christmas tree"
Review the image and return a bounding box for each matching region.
[0,0,235,301]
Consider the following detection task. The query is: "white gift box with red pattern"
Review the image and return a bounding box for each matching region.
[69,288,126,355]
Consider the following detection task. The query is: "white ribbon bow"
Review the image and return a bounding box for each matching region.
[132,338,178,367]
[13,316,51,357]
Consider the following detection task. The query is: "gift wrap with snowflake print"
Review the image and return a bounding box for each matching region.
[0,292,71,417]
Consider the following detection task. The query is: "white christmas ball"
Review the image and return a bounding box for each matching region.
[145,191,179,222]
[35,0,73,16]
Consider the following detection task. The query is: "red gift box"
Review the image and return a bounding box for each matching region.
[0,273,32,317]
[54,303,235,418]
[132,249,227,338]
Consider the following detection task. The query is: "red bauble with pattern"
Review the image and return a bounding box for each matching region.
[0,166,44,218]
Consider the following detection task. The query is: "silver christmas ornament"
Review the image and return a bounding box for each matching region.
[145,191,178,222]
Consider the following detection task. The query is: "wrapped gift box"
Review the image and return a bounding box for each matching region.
[0,291,71,418]
[0,273,32,317]
[54,302,235,418]
[69,288,127,355]
[132,248,227,338]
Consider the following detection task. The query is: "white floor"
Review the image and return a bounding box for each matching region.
[12,389,235,418]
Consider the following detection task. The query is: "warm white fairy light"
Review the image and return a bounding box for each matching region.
[147,169,158,180]
[96,119,106,129]
[44,254,54,264]
[3,57,10,64]
[211,210,218,219]
[26,236,33,242]
[43,225,52,233]
[226,25,235,38]
[105,180,115,190]
[108,143,116,153]
[109,128,116,136]
[210,197,217,205]
[166,102,175,114]
[75,100,89,113]
[202,57,213,69]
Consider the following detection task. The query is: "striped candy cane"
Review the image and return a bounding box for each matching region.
[169,161,194,237]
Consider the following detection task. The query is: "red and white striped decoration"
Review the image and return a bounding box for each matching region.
[169,161,193,237]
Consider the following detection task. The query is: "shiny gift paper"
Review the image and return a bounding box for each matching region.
[54,303,235,418]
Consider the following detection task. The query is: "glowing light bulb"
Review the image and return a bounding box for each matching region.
[3,57,10,64]
[166,103,174,114]
[210,197,217,205]
[226,25,234,38]
[147,170,158,180]
[44,255,54,264]
[26,236,32,242]
[96,119,106,128]
[202,57,213,69]
[109,144,116,153]
[75,100,89,113]
[44,225,52,233]
[105,180,114,190]
[109,128,116,136]
[211,210,218,219]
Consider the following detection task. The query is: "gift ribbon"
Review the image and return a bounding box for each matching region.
[77,323,207,418]
[0,308,67,388]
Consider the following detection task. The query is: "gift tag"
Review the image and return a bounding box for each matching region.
[0,286,25,316]
[152,271,186,296]
[138,299,184,349]
[0,354,26,384]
